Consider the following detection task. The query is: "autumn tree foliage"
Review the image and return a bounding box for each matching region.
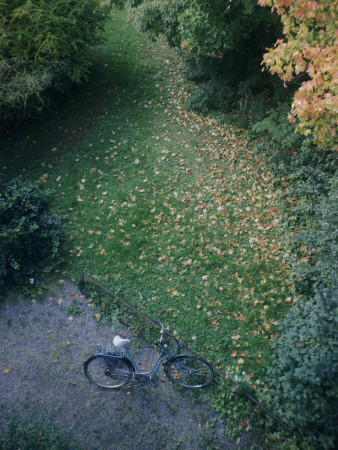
[258,0,338,148]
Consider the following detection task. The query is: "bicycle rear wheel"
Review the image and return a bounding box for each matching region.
[84,355,134,389]
[165,355,214,388]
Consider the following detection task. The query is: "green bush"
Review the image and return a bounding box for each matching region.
[252,120,337,295]
[267,285,338,448]
[0,0,123,126]
[0,55,67,126]
[186,78,236,115]
[0,0,113,83]
[0,411,86,449]
[291,176,338,293]
[0,178,64,294]
[182,55,237,114]
[251,106,337,447]
[252,102,302,151]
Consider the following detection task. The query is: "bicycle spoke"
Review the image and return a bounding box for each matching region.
[165,356,214,388]
[84,356,134,389]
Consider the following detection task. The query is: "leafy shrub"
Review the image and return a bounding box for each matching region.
[291,176,338,293]
[251,106,337,446]
[0,55,67,127]
[267,285,338,448]
[0,410,85,449]
[186,78,236,115]
[252,110,337,294]
[252,102,302,151]
[0,0,113,83]
[180,51,290,118]
[0,0,122,127]
[182,55,237,114]
[0,178,64,295]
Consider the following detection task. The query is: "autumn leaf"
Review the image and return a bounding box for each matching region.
[239,417,249,428]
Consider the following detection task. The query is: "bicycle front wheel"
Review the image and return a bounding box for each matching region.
[165,355,214,388]
[84,355,134,389]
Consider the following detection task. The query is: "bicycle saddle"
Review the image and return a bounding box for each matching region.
[113,335,131,348]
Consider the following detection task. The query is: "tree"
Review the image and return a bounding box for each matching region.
[258,0,338,148]
[129,1,282,112]
[130,0,281,57]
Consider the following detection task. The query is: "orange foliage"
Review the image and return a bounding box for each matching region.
[258,0,338,148]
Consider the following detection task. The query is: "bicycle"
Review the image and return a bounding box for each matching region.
[84,320,214,389]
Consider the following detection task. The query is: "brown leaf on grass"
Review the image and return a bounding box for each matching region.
[239,417,248,428]
[231,334,240,340]
[1,366,9,374]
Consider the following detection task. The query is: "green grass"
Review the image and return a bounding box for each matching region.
[1,7,295,432]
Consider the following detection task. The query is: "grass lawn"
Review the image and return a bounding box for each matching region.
[1,8,295,416]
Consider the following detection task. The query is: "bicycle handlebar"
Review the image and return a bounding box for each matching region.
[151,319,164,342]
[151,319,164,332]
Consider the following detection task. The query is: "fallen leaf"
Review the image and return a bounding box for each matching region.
[239,417,248,428]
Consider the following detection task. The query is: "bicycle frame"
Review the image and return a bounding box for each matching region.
[124,341,175,380]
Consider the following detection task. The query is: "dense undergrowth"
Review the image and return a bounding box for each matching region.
[0,410,85,449]
[0,178,64,295]
[1,6,336,448]
[251,133,338,448]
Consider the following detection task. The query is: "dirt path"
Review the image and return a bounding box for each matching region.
[0,282,254,449]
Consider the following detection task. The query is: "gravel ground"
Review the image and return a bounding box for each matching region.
[0,281,253,449]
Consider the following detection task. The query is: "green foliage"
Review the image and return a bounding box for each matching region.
[0,0,125,127]
[267,285,338,448]
[0,54,67,127]
[0,0,113,83]
[0,410,86,449]
[253,118,338,444]
[186,78,236,115]
[0,178,64,295]
[129,0,283,114]
[291,176,338,294]
[129,0,281,56]
[251,96,338,295]
[252,102,302,151]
